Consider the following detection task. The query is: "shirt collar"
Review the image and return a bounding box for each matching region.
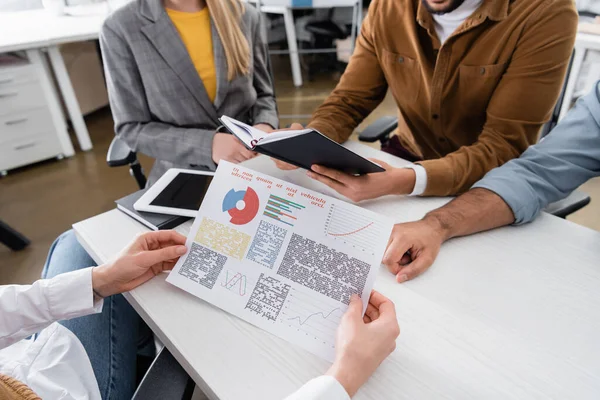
[417,0,510,27]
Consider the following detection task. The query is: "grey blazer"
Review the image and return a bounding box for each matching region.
[100,0,278,185]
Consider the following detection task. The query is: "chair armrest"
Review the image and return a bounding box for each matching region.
[132,347,195,400]
[544,190,591,219]
[358,116,398,143]
[107,136,137,167]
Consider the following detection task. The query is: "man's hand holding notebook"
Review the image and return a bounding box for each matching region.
[219,116,385,175]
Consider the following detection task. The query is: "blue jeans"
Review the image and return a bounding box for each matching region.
[42,230,155,400]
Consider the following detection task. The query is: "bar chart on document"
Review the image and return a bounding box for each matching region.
[263,194,305,226]
[324,203,386,256]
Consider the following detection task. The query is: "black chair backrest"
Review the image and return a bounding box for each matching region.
[539,51,575,140]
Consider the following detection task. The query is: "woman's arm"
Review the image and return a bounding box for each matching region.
[285,292,400,399]
[0,268,101,349]
[100,23,218,169]
[0,231,187,350]
[250,11,279,129]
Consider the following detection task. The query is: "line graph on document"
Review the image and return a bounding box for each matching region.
[221,270,248,296]
[280,289,344,345]
[324,203,384,255]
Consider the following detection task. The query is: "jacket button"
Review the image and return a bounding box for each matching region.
[432,114,439,120]
[398,56,404,63]
[480,67,486,75]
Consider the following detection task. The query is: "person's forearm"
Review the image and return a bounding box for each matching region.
[117,121,217,169]
[0,268,101,349]
[423,188,515,241]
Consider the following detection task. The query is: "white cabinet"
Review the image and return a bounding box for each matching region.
[0,59,66,175]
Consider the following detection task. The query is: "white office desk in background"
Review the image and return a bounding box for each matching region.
[73,142,600,400]
[250,0,363,87]
[0,8,108,154]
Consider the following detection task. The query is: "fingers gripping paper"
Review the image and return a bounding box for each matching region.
[167,161,393,361]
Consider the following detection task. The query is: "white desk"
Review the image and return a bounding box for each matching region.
[0,9,108,153]
[73,142,600,399]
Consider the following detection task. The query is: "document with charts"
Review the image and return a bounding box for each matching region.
[166,161,393,361]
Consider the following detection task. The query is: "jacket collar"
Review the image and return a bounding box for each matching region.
[212,21,229,110]
[416,0,510,26]
[479,0,509,22]
[139,0,220,118]
[416,0,510,43]
[139,0,164,22]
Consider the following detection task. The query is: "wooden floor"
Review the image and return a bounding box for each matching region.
[1,66,599,285]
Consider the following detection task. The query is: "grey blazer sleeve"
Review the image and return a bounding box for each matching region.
[100,24,216,169]
[250,12,278,129]
[473,81,600,224]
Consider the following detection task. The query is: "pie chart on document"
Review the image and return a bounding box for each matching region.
[222,187,260,225]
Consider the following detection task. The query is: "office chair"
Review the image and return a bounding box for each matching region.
[0,220,30,251]
[357,56,591,218]
[106,137,147,189]
[131,347,196,400]
[302,9,350,80]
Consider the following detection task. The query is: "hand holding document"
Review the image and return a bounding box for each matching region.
[167,161,393,360]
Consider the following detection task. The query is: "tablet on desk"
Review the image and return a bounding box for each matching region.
[134,169,214,217]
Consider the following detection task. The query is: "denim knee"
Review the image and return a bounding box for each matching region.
[42,229,97,280]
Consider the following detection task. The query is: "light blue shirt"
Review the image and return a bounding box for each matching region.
[473,81,600,224]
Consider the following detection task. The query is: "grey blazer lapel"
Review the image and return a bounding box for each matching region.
[140,3,217,120]
[212,21,229,111]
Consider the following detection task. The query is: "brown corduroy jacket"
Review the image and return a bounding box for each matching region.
[0,374,41,400]
[307,0,578,196]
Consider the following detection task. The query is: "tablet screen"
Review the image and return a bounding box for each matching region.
[150,173,213,211]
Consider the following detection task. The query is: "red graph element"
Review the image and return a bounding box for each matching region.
[228,187,260,225]
[221,271,247,296]
[328,222,374,237]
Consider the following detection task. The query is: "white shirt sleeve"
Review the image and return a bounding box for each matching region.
[404,164,428,196]
[0,267,103,350]
[284,376,350,400]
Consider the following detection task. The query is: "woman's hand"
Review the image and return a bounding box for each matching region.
[212,133,258,164]
[327,291,400,397]
[253,123,275,133]
[91,231,187,298]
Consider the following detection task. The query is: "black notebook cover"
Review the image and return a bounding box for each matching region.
[256,131,385,175]
[219,117,385,175]
[115,189,190,231]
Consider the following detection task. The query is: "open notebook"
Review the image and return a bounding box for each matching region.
[219,116,385,175]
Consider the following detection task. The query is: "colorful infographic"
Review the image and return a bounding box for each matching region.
[222,187,260,225]
[167,161,393,362]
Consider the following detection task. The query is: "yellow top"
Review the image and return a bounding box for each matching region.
[166,7,217,103]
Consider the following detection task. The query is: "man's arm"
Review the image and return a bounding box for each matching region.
[383,82,600,282]
[306,0,388,143]
[419,0,578,196]
[473,82,600,224]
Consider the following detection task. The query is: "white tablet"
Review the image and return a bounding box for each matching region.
[134,169,214,217]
